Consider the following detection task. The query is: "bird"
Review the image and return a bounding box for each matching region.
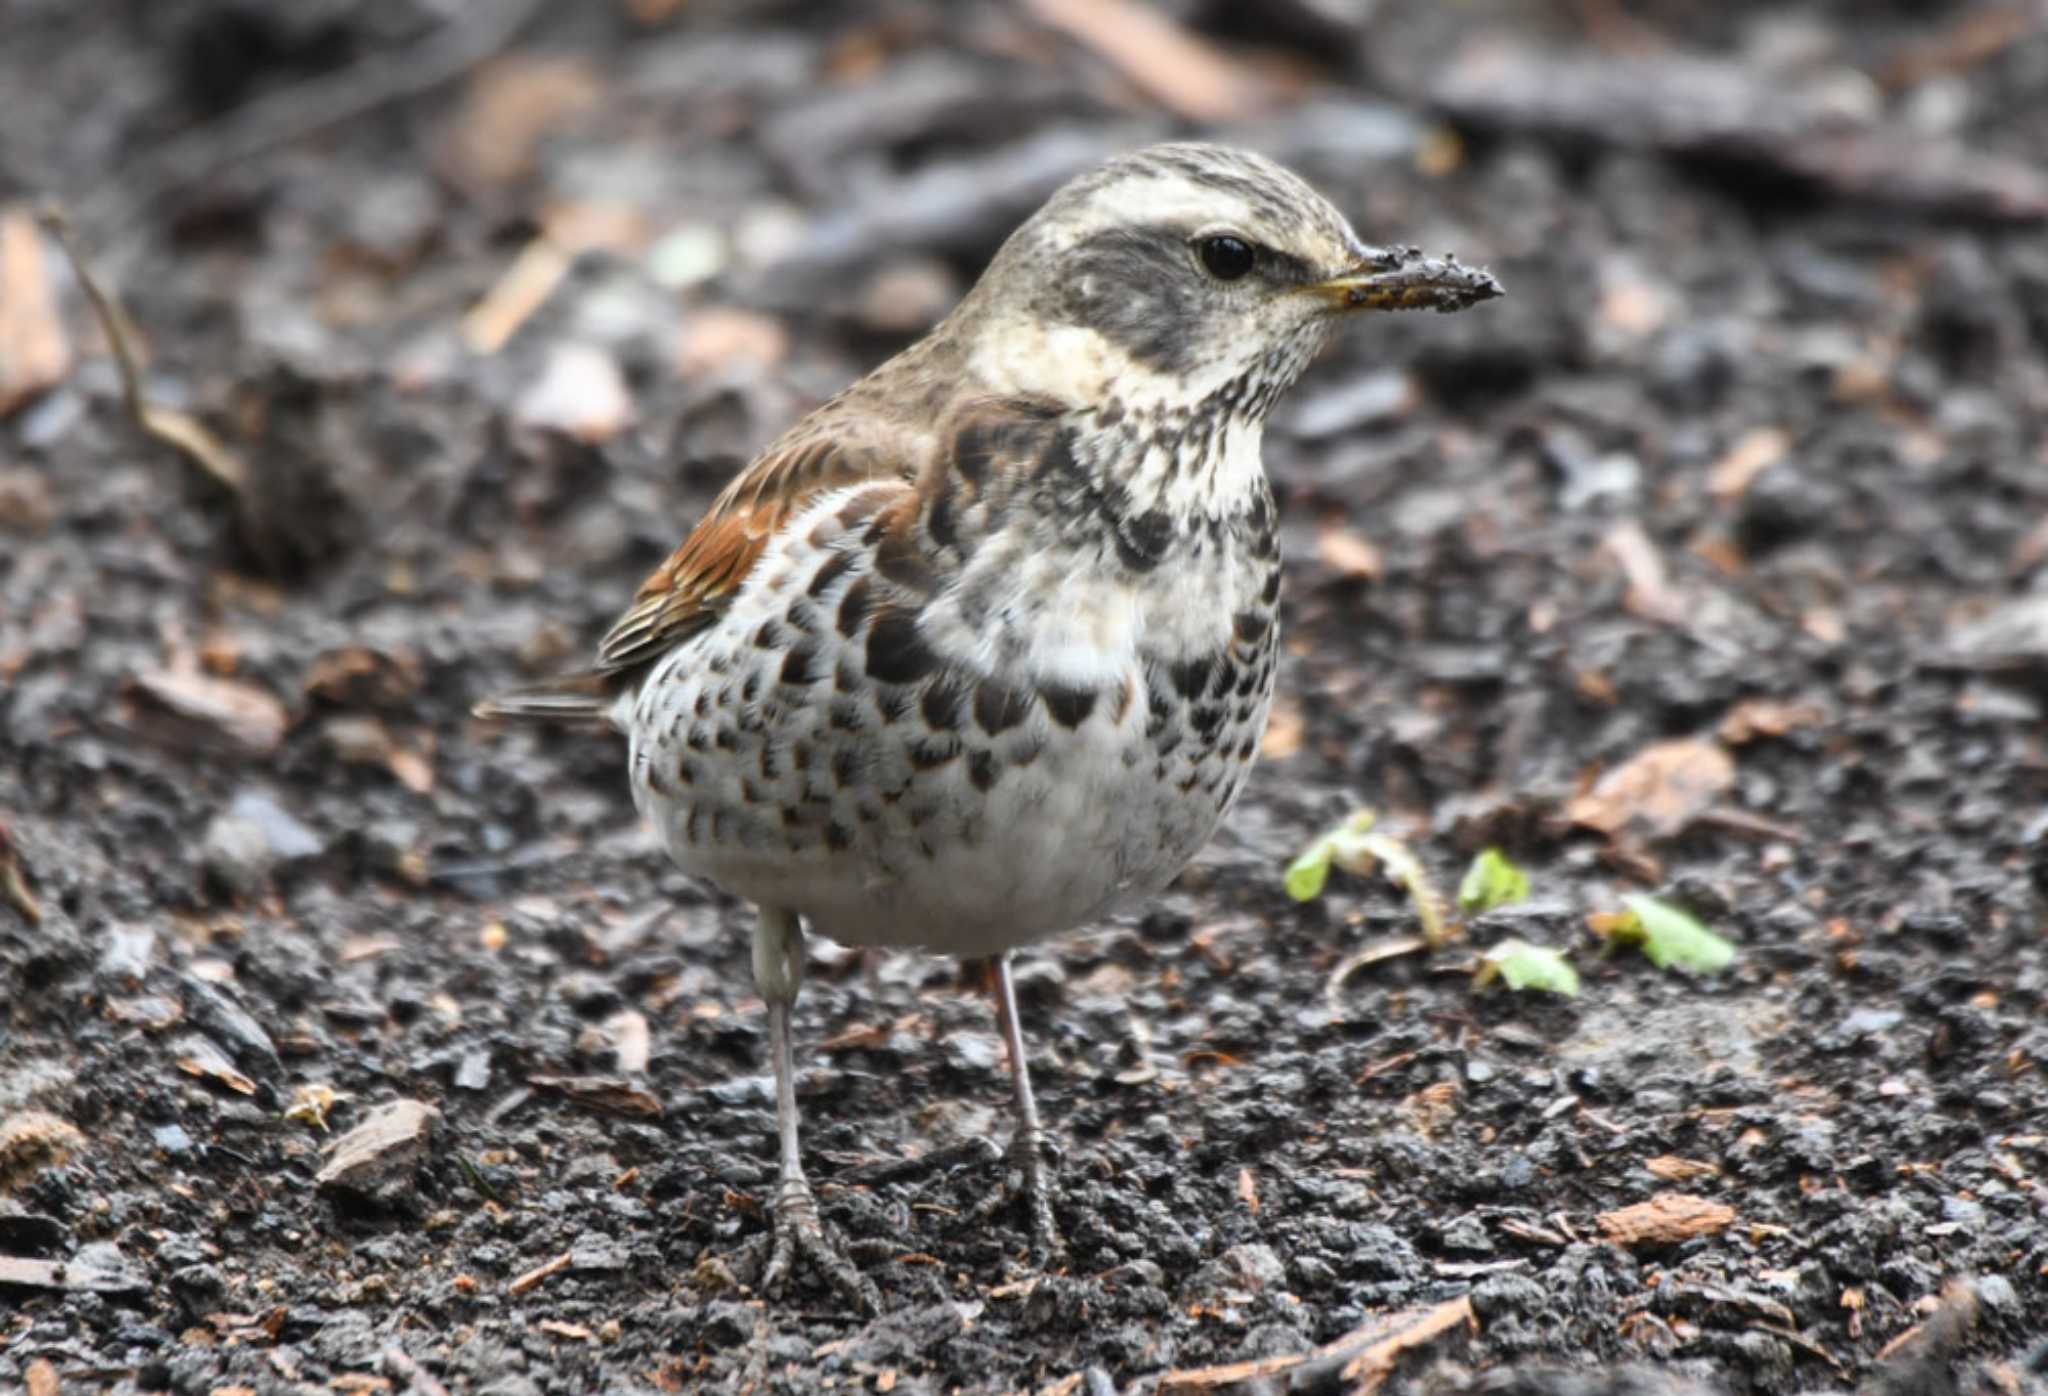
[477,142,1500,1310]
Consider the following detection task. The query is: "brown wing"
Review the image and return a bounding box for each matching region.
[594,432,895,675]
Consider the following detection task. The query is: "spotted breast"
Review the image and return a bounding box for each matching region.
[622,397,1280,957]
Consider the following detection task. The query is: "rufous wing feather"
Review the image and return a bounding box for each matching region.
[473,421,917,721]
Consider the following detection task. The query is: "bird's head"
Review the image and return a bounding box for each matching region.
[957,142,1501,419]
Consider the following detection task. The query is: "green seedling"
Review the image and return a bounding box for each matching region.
[1458,847,1530,914]
[1590,894,1737,973]
[1475,939,1580,997]
[1285,809,1451,945]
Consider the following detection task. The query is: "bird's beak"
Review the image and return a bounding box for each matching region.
[1309,246,1503,314]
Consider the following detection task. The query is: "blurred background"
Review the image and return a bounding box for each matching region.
[2,2,2045,1392]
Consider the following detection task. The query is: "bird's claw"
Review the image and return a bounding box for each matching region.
[760,1179,881,1315]
[968,1126,1065,1264]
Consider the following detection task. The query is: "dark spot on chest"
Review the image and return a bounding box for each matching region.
[837,577,874,637]
[967,748,999,791]
[1040,684,1098,728]
[1116,509,1174,573]
[921,675,969,732]
[873,531,938,595]
[1169,656,1213,700]
[866,611,940,685]
[780,644,820,687]
[974,680,1031,735]
[807,549,854,599]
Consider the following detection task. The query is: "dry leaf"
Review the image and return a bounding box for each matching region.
[1597,1192,1735,1248]
[316,1100,440,1193]
[528,1074,663,1119]
[1566,738,1734,840]
[1158,1297,1475,1396]
[0,206,71,418]
[133,665,288,755]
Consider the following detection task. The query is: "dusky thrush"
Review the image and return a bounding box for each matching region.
[479,142,1501,1309]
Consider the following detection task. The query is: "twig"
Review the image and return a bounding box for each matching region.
[74,0,547,240]
[35,204,249,494]
[506,1248,571,1296]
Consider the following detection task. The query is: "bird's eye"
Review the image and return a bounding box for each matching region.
[1196,235,1256,282]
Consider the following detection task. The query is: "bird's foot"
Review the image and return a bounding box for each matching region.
[968,1126,1065,1264]
[759,1177,881,1315]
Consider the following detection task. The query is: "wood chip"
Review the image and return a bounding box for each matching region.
[1597,1192,1736,1249]
[1707,426,1789,503]
[175,1033,259,1096]
[507,1248,572,1296]
[0,205,71,418]
[1644,1154,1721,1183]
[0,1110,86,1193]
[133,664,289,755]
[1317,524,1385,581]
[1600,520,1686,625]
[25,1358,58,1396]
[1237,1167,1259,1217]
[1025,0,1266,122]
[604,1008,651,1076]
[316,1100,441,1194]
[0,1247,148,1295]
[463,236,572,354]
[1566,738,1735,840]
[527,1074,663,1119]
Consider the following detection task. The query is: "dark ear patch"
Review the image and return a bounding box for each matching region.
[1064,226,1208,376]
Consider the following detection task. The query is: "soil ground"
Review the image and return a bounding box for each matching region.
[3,2,2046,1393]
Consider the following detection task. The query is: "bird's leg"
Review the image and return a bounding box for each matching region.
[752,905,879,1313]
[977,953,1064,1261]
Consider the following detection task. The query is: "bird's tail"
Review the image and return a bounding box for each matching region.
[472,672,615,723]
